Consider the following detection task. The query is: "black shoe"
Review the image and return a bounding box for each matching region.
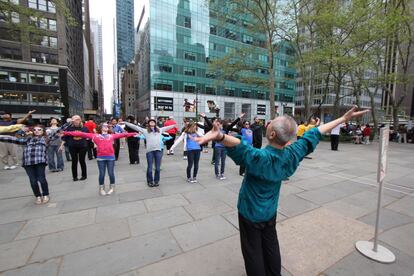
[147,182,154,187]
[73,178,79,181]
[79,177,87,181]
[154,182,159,187]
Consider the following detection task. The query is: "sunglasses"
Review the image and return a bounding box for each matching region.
[33,128,43,131]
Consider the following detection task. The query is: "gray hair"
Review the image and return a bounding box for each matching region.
[270,115,297,145]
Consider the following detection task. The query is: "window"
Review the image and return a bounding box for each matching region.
[28,0,55,13]
[183,35,191,44]
[241,90,250,98]
[0,47,21,60]
[39,18,47,29]
[184,83,196,93]
[224,88,234,96]
[206,71,216,79]
[210,24,217,35]
[0,28,20,42]
[184,67,195,76]
[184,16,191,28]
[154,82,172,91]
[31,52,58,64]
[257,91,265,99]
[225,46,235,54]
[184,52,196,61]
[205,86,216,95]
[36,36,57,48]
[157,64,172,73]
[0,71,8,81]
[242,34,253,44]
[242,103,251,120]
[259,54,268,63]
[224,102,235,119]
[225,29,237,40]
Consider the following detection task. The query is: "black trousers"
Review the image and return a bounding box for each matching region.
[166,133,176,150]
[113,139,120,160]
[69,146,87,179]
[87,140,97,160]
[239,213,281,276]
[330,134,339,150]
[127,138,140,164]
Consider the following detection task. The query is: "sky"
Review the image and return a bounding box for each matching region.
[88,0,143,113]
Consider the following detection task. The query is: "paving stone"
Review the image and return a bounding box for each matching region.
[278,208,373,276]
[387,174,414,189]
[30,219,130,262]
[0,237,39,272]
[2,258,60,276]
[385,195,414,217]
[278,194,319,218]
[128,207,193,237]
[158,180,205,196]
[170,215,238,252]
[0,202,61,224]
[136,235,246,276]
[60,195,119,213]
[118,188,163,203]
[144,194,189,212]
[16,209,96,239]
[0,197,31,213]
[0,221,25,244]
[279,184,304,197]
[95,201,146,223]
[358,208,414,231]
[59,229,181,276]
[290,174,346,190]
[183,186,238,207]
[184,199,233,220]
[379,222,414,258]
[324,243,414,276]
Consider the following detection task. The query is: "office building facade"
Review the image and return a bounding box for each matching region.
[134,0,296,124]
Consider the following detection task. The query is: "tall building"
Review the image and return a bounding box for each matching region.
[0,0,85,119]
[121,61,136,117]
[116,0,134,70]
[90,18,104,117]
[134,0,295,124]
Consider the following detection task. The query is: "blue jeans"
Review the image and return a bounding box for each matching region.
[97,159,115,185]
[214,147,226,175]
[146,150,162,183]
[187,149,201,179]
[24,163,49,197]
[47,145,64,170]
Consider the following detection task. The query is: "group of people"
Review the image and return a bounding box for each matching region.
[0,106,370,276]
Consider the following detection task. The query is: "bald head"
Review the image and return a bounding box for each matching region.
[266,115,297,146]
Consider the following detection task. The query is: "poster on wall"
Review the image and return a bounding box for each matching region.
[257,104,266,115]
[206,99,220,116]
[183,98,197,112]
[155,97,173,111]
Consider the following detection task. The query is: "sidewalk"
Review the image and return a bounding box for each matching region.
[0,140,413,275]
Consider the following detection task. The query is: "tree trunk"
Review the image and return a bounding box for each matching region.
[333,79,341,118]
[369,91,378,139]
[392,106,399,129]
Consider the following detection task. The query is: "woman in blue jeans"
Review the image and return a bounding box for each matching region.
[0,125,53,204]
[124,119,177,187]
[46,118,64,172]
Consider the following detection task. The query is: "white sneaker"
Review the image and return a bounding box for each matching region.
[191,178,198,183]
[35,197,42,205]
[183,156,187,160]
[220,175,226,180]
[42,195,50,204]
[187,178,192,183]
[99,186,106,196]
[9,165,17,170]
[4,165,10,170]
[107,184,115,195]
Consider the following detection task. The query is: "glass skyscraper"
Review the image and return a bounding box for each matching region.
[135,0,295,122]
[116,0,135,70]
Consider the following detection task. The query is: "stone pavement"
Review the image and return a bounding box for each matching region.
[0,140,413,276]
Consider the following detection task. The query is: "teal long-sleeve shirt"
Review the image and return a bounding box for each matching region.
[226,127,322,223]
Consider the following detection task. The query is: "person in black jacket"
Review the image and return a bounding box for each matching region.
[125,115,140,164]
[251,117,263,149]
[60,115,89,181]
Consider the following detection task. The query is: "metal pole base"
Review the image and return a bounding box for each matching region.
[355,241,396,263]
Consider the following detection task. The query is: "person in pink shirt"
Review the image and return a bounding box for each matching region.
[63,122,137,196]
[164,116,178,155]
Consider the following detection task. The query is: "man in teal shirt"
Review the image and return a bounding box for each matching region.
[193,106,369,276]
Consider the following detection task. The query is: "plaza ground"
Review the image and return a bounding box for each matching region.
[0,139,413,276]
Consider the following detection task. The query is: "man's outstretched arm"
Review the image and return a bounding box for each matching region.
[318,106,369,135]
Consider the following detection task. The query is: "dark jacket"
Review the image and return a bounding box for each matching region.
[251,123,263,146]
[62,125,89,148]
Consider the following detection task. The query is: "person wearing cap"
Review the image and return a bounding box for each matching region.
[190,106,369,276]
[164,116,178,155]
[124,119,177,187]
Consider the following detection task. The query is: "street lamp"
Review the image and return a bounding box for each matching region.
[195,89,199,119]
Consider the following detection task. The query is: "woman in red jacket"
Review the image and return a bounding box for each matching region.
[64,123,137,196]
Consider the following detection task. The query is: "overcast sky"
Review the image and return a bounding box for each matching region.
[88,0,143,113]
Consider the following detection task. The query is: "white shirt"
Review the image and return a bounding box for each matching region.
[331,123,343,135]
